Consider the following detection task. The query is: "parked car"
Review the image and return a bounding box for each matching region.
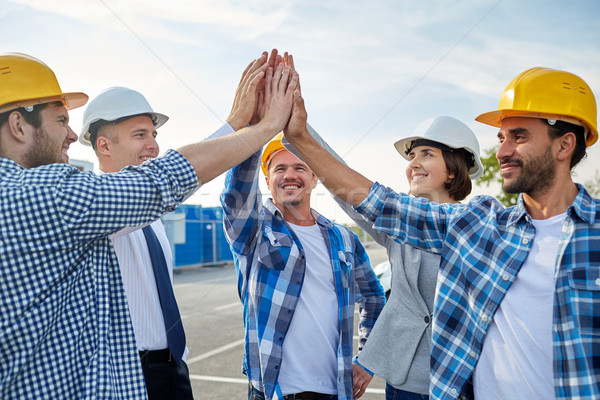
[373,260,391,299]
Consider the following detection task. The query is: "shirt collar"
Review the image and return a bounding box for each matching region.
[0,156,22,172]
[568,183,597,224]
[507,194,529,226]
[507,183,596,226]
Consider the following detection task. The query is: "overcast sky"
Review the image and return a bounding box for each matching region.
[3,0,599,223]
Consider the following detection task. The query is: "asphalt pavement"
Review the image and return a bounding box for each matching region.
[174,242,389,399]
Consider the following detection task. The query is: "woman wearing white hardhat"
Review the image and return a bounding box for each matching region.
[337,116,482,400]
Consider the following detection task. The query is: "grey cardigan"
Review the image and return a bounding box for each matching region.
[337,198,439,395]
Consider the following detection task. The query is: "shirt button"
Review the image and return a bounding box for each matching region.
[481,315,488,323]
[502,274,509,281]
[470,351,476,358]
[595,278,600,287]
[424,316,430,324]
[278,337,283,341]
[522,238,529,245]
[450,388,457,395]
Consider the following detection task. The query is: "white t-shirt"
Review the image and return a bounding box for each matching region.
[473,213,566,399]
[278,223,339,396]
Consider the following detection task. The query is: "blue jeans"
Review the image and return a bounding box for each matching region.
[386,383,429,400]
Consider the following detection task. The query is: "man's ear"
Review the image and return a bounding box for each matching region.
[7,111,29,143]
[310,172,318,189]
[555,131,577,163]
[96,136,112,156]
[265,175,271,191]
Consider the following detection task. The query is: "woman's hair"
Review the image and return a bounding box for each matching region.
[441,148,473,201]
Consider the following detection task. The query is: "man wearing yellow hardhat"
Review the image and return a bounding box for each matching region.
[220,52,385,399]
[283,66,599,400]
[0,51,298,399]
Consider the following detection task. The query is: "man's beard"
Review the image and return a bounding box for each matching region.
[24,127,64,168]
[502,146,555,196]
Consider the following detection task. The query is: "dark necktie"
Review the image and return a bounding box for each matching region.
[142,225,186,365]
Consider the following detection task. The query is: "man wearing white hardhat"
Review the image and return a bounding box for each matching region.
[284,66,599,400]
[79,86,193,399]
[0,51,298,399]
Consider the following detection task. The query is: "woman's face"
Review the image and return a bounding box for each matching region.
[405,145,455,203]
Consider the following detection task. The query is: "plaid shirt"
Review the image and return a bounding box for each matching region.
[355,182,600,400]
[221,152,385,400]
[0,150,197,399]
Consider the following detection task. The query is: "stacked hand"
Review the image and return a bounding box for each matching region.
[227,49,299,138]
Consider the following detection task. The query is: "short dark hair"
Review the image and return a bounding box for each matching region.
[0,101,62,130]
[442,148,472,201]
[89,113,152,151]
[544,120,587,169]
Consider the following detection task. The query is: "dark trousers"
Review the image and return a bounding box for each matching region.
[385,383,428,400]
[139,350,194,400]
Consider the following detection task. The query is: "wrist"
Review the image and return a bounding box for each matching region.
[256,119,282,137]
[226,116,246,132]
[352,356,374,377]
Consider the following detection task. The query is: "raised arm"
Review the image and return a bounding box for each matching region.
[284,89,373,206]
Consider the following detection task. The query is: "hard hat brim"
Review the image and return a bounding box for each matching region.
[476,109,598,147]
[0,91,88,114]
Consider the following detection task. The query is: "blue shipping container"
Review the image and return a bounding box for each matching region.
[167,205,233,268]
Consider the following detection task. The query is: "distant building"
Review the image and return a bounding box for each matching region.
[69,159,94,172]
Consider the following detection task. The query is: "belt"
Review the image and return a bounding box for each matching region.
[283,392,337,400]
[138,348,173,364]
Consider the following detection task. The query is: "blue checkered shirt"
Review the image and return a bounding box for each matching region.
[355,182,600,400]
[0,150,197,399]
[221,152,385,400]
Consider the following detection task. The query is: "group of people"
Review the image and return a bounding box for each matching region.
[0,48,597,400]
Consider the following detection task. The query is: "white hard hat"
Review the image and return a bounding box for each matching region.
[79,86,168,146]
[394,116,484,179]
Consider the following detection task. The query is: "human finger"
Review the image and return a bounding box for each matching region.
[277,65,292,94]
[267,49,278,71]
[264,66,274,105]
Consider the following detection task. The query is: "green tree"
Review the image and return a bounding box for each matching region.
[476,146,518,207]
[584,170,600,197]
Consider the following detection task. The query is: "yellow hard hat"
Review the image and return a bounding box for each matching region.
[476,67,598,147]
[0,53,88,114]
[261,132,286,175]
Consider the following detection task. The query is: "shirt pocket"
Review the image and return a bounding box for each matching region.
[257,230,294,271]
[568,266,600,335]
